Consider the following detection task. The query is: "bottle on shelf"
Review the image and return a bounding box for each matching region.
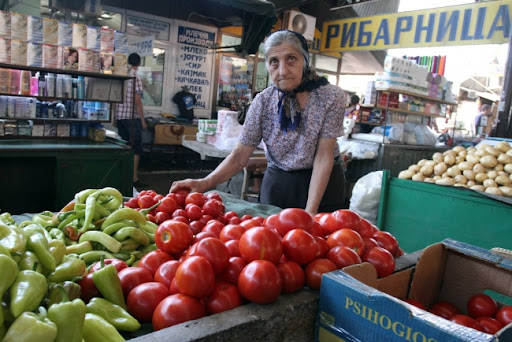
[19,70,31,95]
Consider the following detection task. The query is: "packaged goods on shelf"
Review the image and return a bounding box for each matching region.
[100,52,114,74]
[17,119,31,135]
[42,43,59,68]
[27,16,42,43]
[10,39,27,65]
[0,37,10,63]
[57,123,70,137]
[27,41,42,67]
[113,53,127,75]
[60,46,79,70]
[198,119,218,135]
[114,31,128,53]
[87,26,101,50]
[42,18,58,45]
[43,122,57,136]
[0,11,10,38]
[9,69,19,94]
[57,21,72,46]
[10,12,26,41]
[3,119,16,135]
[100,27,115,52]
[72,23,87,48]
[363,81,376,105]
[32,123,43,136]
[0,68,10,93]
[78,47,94,72]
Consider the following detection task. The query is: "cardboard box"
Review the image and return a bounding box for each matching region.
[316,239,512,342]
[153,124,198,145]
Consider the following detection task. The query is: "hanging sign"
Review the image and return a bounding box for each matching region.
[322,0,512,52]
[126,15,170,41]
[127,35,154,57]
[173,25,216,111]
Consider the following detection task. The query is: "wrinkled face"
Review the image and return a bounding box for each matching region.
[266,42,305,92]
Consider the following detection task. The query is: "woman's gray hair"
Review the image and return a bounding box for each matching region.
[264,30,309,75]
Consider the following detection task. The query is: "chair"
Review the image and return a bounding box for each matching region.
[240,157,267,200]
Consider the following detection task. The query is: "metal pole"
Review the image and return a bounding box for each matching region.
[496,34,512,138]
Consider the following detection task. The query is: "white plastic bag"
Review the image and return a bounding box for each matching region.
[349,170,383,225]
[214,113,244,151]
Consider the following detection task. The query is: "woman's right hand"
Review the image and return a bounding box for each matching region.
[170,178,210,194]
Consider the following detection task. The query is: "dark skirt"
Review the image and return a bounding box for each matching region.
[259,161,346,212]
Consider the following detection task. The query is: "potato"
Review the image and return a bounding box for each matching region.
[454,174,468,185]
[447,166,462,177]
[441,172,449,178]
[483,179,498,188]
[458,150,467,158]
[466,154,480,164]
[420,164,434,177]
[424,177,435,183]
[485,187,503,196]
[494,163,504,172]
[458,161,474,171]
[463,169,475,181]
[398,170,415,179]
[499,186,512,197]
[435,177,456,186]
[506,164,512,174]
[432,152,443,163]
[443,149,458,157]
[497,153,512,165]
[470,185,485,191]
[408,164,420,172]
[467,180,476,187]
[417,159,428,167]
[467,146,477,153]
[485,146,501,157]
[507,149,512,157]
[475,172,488,183]
[474,149,487,157]
[453,183,468,188]
[455,156,466,164]
[433,175,442,181]
[433,162,447,176]
[444,154,456,166]
[495,175,511,186]
[495,141,511,153]
[477,143,491,150]
[510,174,512,182]
[480,155,498,168]
[498,171,508,177]
[486,170,498,180]
[412,173,425,182]
[453,146,465,154]
[473,163,486,174]
[424,160,436,168]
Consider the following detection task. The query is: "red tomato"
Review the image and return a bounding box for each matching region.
[219,224,246,242]
[239,226,283,264]
[495,305,512,326]
[240,214,253,221]
[145,213,156,223]
[199,214,214,224]
[467,293,498,318]
[155,220,193,255]
[476,317,503,334]
[169,277,180,294]
[158,197,178,214]
[310,220,324,237]
[274,208,313,237]
[192,231,217,244]
[154,211,171,225]
[362,246,395,278]
[224,211,239,221]
[206,192,223,202]
[314,236,330,258]
[188,220,205,235]
[327,245,362,269]
[403,298,426,310]
[124,197,139,209]
[357,218,377,238]
[225,239,240,257]
[172,209,188,219]
[229,217,242,225]
[238,260,282,304]
[127,282,170,323]
[219,256,247,285]
[262,214,278,229]
[253,216,265,225]
[372,231,399,256]
[185,192,205,207]
[214,215,227,225]
[154,260,181,288]
[152,293,206,331]
[153,194,164,201]
[429,301,460,320]
[331,209,361,231]
[327,228,365,257]
[202,199,225,217]
[277,261,305,294]
[363,237,379,252]
[138,250,174,277]
[185,204,203,221]
[117,266,153,299]
[202,220,225,237]
[138,194,157,209]
[139,190,157,198]
[304,258,337,290]
[187,237,230,275]
[78,273,100,303]
[313,212,328,222]
[239,218,260,230]
[281,229,317,265]
[90,258,128,273]
[450,314,482,331]
[318,213,339,235]
[173,216,189,224]
[206,282,243,315]
[175,256,215,298]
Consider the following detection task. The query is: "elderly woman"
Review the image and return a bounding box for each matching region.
[171,30,345,214]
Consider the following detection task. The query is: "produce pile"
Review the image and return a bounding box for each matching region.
[0,186,408,341]
[398,140,512,197]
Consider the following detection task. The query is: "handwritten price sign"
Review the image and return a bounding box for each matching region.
[127,35,154,57]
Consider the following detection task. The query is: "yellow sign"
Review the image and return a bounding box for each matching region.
[321,0,512,52]
[309,28,342,58]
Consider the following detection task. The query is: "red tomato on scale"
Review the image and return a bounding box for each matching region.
[239,226,283,264]
[274,208,313,237]
[238,260,282,304]
[281,229,317,265]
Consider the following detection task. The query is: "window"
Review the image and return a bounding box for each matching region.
[217,55,254,110]
[138,48,165,107]
[314,54,339,72]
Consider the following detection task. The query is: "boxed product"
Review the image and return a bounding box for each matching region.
[86,26,101,51]
[17,119,31,135]
[0,69,10,93]
[316,239,512,342]
[42,18,58,45]
[0,37,10,63]
[100,27,115,52]
[32,124,44,136]
[27,15,43,43]
[9,70,19,94]
[100,51,114,74]
[43,122,57,136]
[198,119,218,135]
[113,52,127,75]
[153,124,199,145]
[27,41,42,67]
[57,123,70,137]
[10,39,27,65]
[10,12,27,41]
[72,23,87,48]
[78,47,93,72]
[0,11,10,38]
[91,50,101,73]
[60,46,79,70]
[114,31,128,53]
[58,22,73,46]
[42,44,59,68]
[377,91,399,108]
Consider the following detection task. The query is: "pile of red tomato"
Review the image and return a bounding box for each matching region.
[116,190,404,331]
[405,294,512,335]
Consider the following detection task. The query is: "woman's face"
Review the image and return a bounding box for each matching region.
[68,51,78,63]
[266,42,304,92]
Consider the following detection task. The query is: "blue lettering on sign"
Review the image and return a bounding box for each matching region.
[414,13,435,43]
[487,5,511,39]
[461,9,475,40]
[373,19,390,45]
[437,11,459,42]
[474,7,487,39]
[341,22,357,47]
[394,16,413,44]
[177,26,215,48]
[325,25,339,49]
[357,20,372,46]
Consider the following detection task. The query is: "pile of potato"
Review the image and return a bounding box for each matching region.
[398,140,512,197]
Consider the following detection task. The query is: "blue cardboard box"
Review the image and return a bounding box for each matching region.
[316,239,512,342]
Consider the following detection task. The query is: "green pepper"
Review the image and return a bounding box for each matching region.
[102,220,139,235]
[26,231,56,271]
[57,212,81,231]
[65,241,93,255]
[10,268,48,317]
[48,239,66,265]
[82,188,123,233]
[101,207,147,230]
[92,256,126,309]
[22,222,52,241]
[0,222,26,255]
[47,281,82,307]
[49,228,66,243]
[2,300,15,327]
[32,214,54,228]
[114,227,150,246]
[0,212,15,225]
[82,313,125,342]
[79,231,122,253]
[47,255,86,283]
[17,251,43,273]
[120,238,141,251]
[79,250,115,265]
[48,285,87,342]
[0,323,5,341]
[0,244,11,257]
[3,307,57,342]
[86,297,140,332]
[75,188,98,205]
[0,254,18,326]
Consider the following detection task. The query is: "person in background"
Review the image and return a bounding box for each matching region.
[114,53,147,187]
[474,103,492,137]
[345,94,360,117]
[170,30,346,215]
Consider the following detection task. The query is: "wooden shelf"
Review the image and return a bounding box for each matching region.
[375,87,457,105]
[375,105,446,118]
[0,63,134,81]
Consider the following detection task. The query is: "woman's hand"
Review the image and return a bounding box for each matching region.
[170,178,211,194]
